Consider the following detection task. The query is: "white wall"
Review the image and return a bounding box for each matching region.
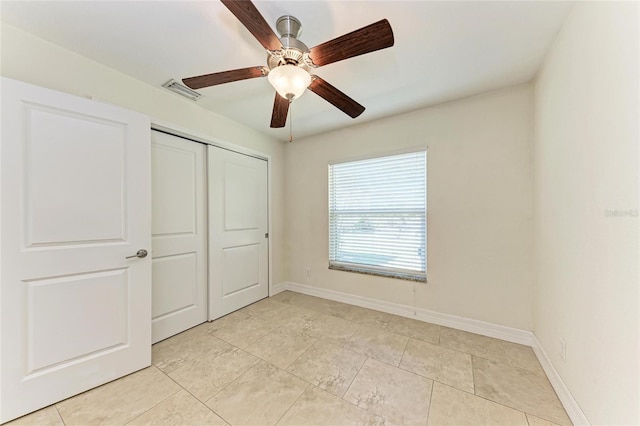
[0,23,287,286]
[533,2,639,425]
[285,85,534,330]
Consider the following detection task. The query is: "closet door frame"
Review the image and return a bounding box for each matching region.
[150,121,274,304]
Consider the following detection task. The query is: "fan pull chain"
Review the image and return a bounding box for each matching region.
[289,99,293,143]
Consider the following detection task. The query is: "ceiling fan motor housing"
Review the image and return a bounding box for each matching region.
[276,15,302,39]
[268,15,310,70]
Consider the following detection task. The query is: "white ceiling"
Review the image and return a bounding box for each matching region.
[1,1,573,141]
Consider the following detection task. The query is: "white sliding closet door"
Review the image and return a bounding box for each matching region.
[151,130,207,343]
[0,77,151,423]
[208,146,269,320]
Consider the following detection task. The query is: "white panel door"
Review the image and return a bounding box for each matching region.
[0,78,151,423]
[208,146,268,319]
[151,130,207,343]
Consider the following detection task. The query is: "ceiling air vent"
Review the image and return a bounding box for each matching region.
[162,79,201,101]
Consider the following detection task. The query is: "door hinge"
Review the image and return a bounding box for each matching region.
[265,233,269,238]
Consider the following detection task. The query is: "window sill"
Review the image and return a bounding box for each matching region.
[328,264,427,283]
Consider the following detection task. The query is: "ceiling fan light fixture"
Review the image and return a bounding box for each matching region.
[268,64,311,100]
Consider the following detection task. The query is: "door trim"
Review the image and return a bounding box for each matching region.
[150,120,273,300]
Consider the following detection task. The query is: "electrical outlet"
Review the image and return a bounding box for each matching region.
[559,337,566,362]
[305,267,311,278]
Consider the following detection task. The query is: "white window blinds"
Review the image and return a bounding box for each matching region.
[328,151,427,281]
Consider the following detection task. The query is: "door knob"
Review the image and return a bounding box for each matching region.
[126,249,148,259]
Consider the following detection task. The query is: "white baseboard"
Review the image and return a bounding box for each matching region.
[271,281,289,296]
[276,281,532,345]
[274,281,589,425]
[532,336,590,425]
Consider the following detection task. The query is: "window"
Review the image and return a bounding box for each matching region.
[328,151,427,281]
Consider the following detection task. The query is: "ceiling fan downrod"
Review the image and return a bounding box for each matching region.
[276,15,302,40]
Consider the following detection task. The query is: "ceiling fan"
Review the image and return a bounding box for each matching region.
[182,0,394,128]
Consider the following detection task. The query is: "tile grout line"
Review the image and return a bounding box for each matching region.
[398,335,410,367]
[284,339,365,399]
[205,324,317,425]
[154,365,203,401]
[156,353,252,423]
[500,340,547,376]
[207,341,270,423]
[332,377,389,423]
[340,354,369,402]
[122,371,182,426]
[355,317,511,366]
[204,356,262,403]
[425,379,435,426]
[243,326,319,371]
[345,350,437,423]
[344,341,543,423]
[285,336,322,372]
[212,316,279,349]
[155,331,232,376]
[471,354,477,395]
[284,364,322,391]
[434,379,560,425]
[392,358,448,388]
[436,338,524,367]
[53,365,181,426]
[54,404,67,426]
[272,382,312,426]
[341,324,360,347]
[525,412,533,426]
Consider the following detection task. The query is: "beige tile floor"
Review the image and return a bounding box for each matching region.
[9,291,572,426]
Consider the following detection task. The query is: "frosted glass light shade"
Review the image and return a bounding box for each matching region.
[268,64,311,100]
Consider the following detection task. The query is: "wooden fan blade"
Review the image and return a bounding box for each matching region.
[221,0,283,51]
[308,19,394,67]
[309,76,365,118]
[182,67,266,89]
[270,93,290,128]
